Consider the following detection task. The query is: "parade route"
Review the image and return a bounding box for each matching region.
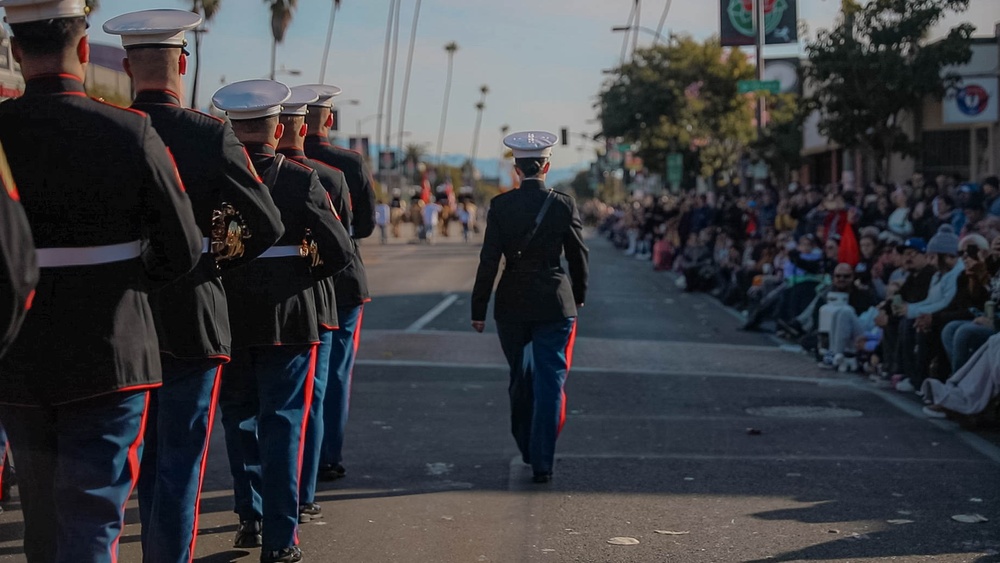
[0,226,997,562]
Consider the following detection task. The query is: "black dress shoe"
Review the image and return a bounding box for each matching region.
[532,472,552,484]
[298,502,323,523]
[260,546,302,563]
[318,463,346,481]
[233,518,262,548]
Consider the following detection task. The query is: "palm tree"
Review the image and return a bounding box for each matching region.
[187,0,221,109]
[266,0,298,81]
[318,0,341,83]
[404,142,426,182]
[434,41,458,165]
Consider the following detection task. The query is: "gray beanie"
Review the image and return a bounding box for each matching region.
[927,224,959,256]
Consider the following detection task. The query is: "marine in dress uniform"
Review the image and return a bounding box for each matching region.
[275,86,351,523]
[0,1,204,560]
[0,141,38,516]
[214,79,354,563]
[0,140,37,360]
[103,10,285,563]
[471,131,588,483]
[300,85,374,482]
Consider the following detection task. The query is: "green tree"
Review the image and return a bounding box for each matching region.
[266,0,298,80]
[805,0,974,180]
[599,36,758,188]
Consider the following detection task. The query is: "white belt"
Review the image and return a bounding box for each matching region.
[36,240,142,268]
[259,245,304,259]
[202,237,211,254]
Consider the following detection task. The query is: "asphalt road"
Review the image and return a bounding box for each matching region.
[1,221,998,563]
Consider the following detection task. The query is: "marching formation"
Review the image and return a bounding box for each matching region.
[0,1,375,561]
[0,1,590,562]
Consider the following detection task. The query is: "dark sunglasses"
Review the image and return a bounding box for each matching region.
[833,274,853,279]
[960,248,980,258]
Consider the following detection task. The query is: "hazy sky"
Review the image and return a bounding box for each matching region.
[85,0,1000,171]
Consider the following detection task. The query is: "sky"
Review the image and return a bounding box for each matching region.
[84,0,1000,175]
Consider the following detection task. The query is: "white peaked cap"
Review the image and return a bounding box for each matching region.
[103,9,202,50]
[299,83,342,108]
[213,79,291,121]
[281,86,319,116]
[503,131,558,159]
[0,0,86,24]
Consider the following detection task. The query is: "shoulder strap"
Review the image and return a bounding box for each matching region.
[514,189,556,259]
[262,153,285,189]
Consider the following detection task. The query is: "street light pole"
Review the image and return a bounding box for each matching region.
[611,25,669,44]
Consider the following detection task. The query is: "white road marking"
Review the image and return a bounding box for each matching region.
[405,293,460,332]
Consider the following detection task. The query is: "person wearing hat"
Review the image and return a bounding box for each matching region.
[103,9,286,563]
[0,1,204,561]
[274,85,354,523]
[299,84,375,483]
[894,225,966,393]
[874,237,934,377]
[471,130,588,483]
[213,79,354,563]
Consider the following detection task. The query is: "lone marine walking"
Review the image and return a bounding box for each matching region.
[471,130,589,483]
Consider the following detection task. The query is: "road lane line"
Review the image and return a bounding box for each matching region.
[355,359,852,385]
[405,293,460,333]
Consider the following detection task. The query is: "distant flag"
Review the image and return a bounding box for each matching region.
[838,225,860,268]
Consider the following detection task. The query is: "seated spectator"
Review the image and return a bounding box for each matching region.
[922,331,1000,419]
[886,189,913,240]
[874,238,935,379]
[895,225,965,393]
[742,234,824,331]
[983,176,1000,217]
[941,234,1000,373]
[817,263,878,370]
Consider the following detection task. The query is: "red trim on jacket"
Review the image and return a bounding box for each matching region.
[164,147,187,192]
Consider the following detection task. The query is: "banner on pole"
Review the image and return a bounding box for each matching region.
[720,0,798,47]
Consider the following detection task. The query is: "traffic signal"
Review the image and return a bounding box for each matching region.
[561,127,568,146]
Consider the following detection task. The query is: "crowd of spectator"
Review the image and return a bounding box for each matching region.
[588,174,1000,425]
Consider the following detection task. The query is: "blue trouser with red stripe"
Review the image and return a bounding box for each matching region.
[320,305,364,467]
[299,328,333,505]
[137,357,223,563]
[0,421,8,501]
[0,390,149,563]
[219,344,316,553]
[496,317,577,476]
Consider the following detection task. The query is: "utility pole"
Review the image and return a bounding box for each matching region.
[753,0,766,140]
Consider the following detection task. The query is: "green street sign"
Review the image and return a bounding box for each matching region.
[737,79,781,94]
[666,152,683,188]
